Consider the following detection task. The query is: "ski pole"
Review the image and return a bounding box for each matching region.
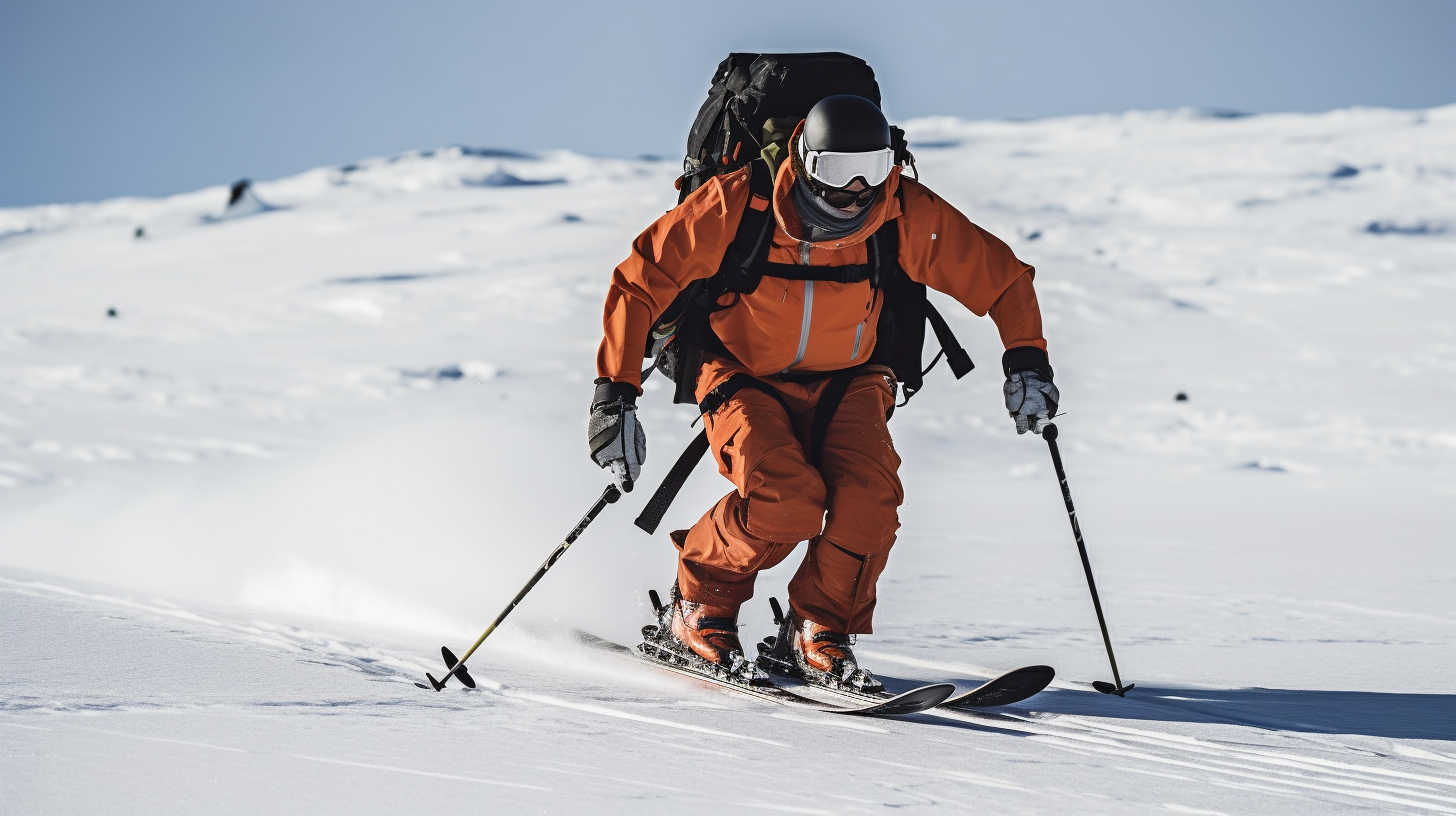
[1042,424,1133,697]
[418,483,622,691]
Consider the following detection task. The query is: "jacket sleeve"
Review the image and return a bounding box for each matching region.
[895,180,1047,354]
[594,170,752,391]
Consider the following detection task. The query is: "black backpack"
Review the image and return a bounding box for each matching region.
[679,52,911,203]
[632,53,973,533]
[648,52,972,405]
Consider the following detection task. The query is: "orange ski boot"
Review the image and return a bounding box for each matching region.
[789,614,885,694]
[670,596,745,667]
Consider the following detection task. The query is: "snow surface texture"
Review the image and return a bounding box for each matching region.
[3,107,1455,813]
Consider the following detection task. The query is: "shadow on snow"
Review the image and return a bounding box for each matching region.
[883,676,1456,741]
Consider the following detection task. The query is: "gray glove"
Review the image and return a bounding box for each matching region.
[588,378,646,491]
[1001,347,1059,435]
[1004,371,1059,434]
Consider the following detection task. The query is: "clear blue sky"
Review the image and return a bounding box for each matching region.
[3,0,1453,207]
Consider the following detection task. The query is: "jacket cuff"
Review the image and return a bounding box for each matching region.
[1002,346,1053,381]
[593,377,639,410]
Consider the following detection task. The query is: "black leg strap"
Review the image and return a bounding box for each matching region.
[634,429,709,534]
[635,368,880,534]
[807,371,857,469]
[697,372,793,417]
[634,374,794,535]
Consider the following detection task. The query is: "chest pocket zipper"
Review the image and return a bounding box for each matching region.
[852,288,877,361]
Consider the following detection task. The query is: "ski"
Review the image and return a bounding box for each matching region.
[572,628,950,717]
[757,597,1054,710]
[940,664,1055,709]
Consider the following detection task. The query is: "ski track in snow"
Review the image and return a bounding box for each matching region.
[6,574,1455,813]
[3,108,1456,813]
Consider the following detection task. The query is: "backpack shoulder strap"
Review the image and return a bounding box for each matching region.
[868,215,899,288]
[714,159,776,295]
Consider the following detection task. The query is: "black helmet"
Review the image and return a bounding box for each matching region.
[795,95,894,209]
[801,94,891,154]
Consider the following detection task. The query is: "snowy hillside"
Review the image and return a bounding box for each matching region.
[3,105,1455,813]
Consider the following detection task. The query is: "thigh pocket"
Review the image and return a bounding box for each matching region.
[717,425,742,479]
[706,402,748,483]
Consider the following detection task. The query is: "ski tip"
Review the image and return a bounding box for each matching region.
[768,596,785,626]
[942,665,1056,709]
[835,683,957,716]
[648,588,664,616]
[918,683,958,709]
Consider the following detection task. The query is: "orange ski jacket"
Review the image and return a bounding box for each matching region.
[597,158,1046,392]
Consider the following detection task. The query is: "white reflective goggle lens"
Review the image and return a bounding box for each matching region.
[804,147,895,189]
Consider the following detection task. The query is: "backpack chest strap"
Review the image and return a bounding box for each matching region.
[761,220,898,286]
[759,261,875,284]
[718,160,901,294]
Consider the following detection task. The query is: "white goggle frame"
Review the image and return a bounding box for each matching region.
[802,147,895,189]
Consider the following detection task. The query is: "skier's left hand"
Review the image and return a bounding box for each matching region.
[1003,370,1059,435]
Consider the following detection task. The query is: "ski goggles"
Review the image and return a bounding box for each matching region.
[800,146,896,189]
[816,183,879,210]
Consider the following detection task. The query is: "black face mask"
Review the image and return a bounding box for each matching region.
[793,177,874,243]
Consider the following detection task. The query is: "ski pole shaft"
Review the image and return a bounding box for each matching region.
[1042,424,1131,696]
[428,483,621,689]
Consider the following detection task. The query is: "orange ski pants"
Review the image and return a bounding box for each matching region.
[672,369,903,634]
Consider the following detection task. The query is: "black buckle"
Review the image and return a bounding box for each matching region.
[697,390,728,415]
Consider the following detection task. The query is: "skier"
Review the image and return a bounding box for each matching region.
[588,94,1057,691]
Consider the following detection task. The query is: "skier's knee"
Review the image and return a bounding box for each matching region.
[742,477,827,544]
[822,492,899,554]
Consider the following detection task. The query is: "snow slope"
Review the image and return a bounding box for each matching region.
[3,106,1455,813]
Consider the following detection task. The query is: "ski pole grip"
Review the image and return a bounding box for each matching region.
[609,461,633,493]
[1043,423,1059,442]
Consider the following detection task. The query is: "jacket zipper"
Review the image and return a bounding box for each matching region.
[784,241,815,372]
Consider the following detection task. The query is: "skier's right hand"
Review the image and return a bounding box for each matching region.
[588,378,646,492]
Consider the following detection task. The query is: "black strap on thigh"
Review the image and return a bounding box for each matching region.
[807,371,858,469]
[634,374,792,535]
[696,372,792,417]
